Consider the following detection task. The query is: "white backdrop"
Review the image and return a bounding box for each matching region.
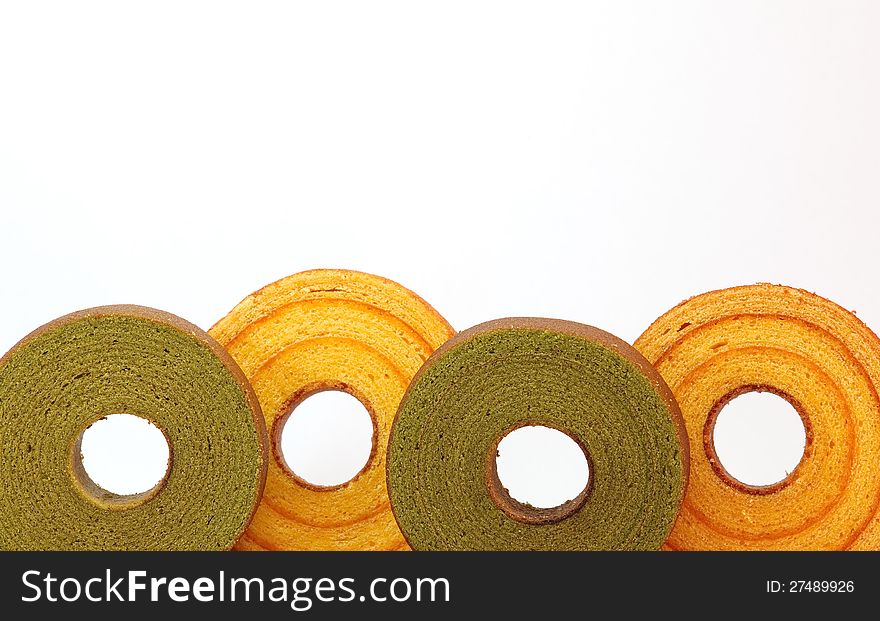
[1,2,877,501]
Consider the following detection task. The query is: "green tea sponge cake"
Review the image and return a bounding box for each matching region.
[0,306,268,551]
[387,318,689,551]
[209,269,454,551]
[636,284,880,550]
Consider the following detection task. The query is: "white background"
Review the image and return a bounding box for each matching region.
[1,2,877,501]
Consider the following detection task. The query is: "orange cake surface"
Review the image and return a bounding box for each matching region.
[636,284,880,550]
[210,269,454,550]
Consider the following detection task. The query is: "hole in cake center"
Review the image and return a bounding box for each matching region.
[489,424,591,524]
[277,390,375,488]
[710,390,807,489]
[74,414,171,502]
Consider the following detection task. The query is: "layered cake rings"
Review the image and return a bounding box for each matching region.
[210,269,454,550]
[0,306,268,551]
[636,285,880,550]
[387,318,689,551]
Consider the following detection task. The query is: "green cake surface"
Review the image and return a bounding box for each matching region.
[0,306,267,550]
[387,318,689,551]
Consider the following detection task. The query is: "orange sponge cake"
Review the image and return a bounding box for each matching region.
[636,285,880,550]
[210,269,454,550]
